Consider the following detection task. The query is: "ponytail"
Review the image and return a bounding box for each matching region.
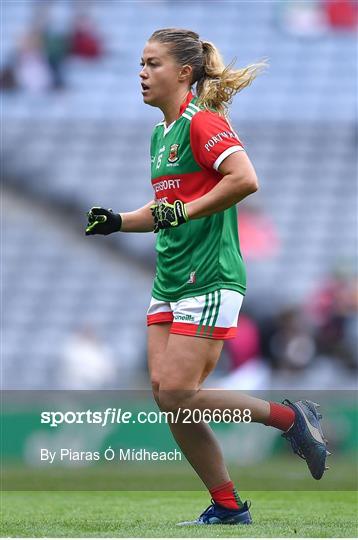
[197,40,267,115]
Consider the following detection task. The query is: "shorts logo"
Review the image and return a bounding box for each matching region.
[174,314,195,322]
[187,271,196,284]
[168,144,180,163]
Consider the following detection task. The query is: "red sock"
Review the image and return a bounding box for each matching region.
[265,401,295,431]
[209,480,243,510]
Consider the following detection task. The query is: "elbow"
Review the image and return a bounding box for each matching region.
[238,173,259,196]
[248,176,259,194]
[248,170,259,193]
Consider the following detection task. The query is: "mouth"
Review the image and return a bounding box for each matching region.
[141,82,150,94]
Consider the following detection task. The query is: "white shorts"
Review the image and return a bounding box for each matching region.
[147,289,244,340]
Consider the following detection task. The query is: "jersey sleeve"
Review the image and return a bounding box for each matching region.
[190,110,244,172]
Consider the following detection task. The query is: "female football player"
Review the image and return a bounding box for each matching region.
[86,28,328,526]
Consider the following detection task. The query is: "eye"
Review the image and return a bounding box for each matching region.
[140,60,159,68]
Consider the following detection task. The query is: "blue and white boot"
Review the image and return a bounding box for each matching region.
[282,399,330,480]
[177,500,252,526]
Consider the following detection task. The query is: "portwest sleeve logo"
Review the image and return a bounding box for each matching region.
[168,143,180,163]
[204,131,237,152]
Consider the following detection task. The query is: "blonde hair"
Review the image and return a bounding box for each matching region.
[149,28,266,116]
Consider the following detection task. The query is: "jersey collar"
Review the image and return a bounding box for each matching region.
[178,91,194,118]
[162,91,195,136]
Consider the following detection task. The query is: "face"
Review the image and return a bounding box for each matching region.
[140,40,189,107]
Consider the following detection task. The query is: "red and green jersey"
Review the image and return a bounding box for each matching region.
[150,92,246,301]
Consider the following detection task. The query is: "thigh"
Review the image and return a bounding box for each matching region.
[157,289,244,390]
[147,296,173,383]
[159,333,224,391]
[147,322,171,383]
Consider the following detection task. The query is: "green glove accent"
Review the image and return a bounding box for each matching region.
[150,200,189,233]
[85,207,122,236]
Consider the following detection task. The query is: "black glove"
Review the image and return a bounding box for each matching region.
[85,207,122,236]
[151,200,189,233]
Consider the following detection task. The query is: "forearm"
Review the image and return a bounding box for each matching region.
[186,173,258,220]
[120,200,155,232]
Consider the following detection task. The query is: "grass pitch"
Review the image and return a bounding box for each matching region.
[1,490,357,537]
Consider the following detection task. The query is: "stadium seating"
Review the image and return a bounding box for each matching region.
[3,190,152,388]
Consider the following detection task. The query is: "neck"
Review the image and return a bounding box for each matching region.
[160,88,191,126]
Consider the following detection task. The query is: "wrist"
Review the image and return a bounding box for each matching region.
[184,201,194,220]
[114,213,122,231]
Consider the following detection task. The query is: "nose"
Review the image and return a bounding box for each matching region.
[140,66,148,79]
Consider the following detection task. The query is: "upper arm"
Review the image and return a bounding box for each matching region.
[218,149,258,185]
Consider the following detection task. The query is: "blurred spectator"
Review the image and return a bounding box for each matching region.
[265,307,316,372]
[2,2,103,93]
[278,0,328,36]
[70,13,103,59]
[226,314,261,369]
[34,1,71,89]
[4,0,69,93]
[323,0,358,30]
[59,325,117,389]
[15,29,53,93]
[41,25,70,90]
[308,272,358,370]
[278,0,357,36]
[0,56,18,91]
[238,204,280,260]
[218,314,271,390]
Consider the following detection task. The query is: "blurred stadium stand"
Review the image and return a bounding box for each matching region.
[2,1,357,389]
[3,189,151,388]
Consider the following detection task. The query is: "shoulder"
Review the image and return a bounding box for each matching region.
[188,107,243,171]
[190,109,233,132]
[181,100,201,123]
[189,109,240,148]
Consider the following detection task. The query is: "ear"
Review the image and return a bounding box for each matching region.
[178,64,193,83]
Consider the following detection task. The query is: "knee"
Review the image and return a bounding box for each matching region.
[151,379,160,406]
[157,388,195,413]
[151,380,186,411]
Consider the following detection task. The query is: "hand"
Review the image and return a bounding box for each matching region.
[85,207,122,235]
[150,200,189,233]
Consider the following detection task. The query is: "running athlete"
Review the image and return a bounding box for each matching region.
[85,28,329,526]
